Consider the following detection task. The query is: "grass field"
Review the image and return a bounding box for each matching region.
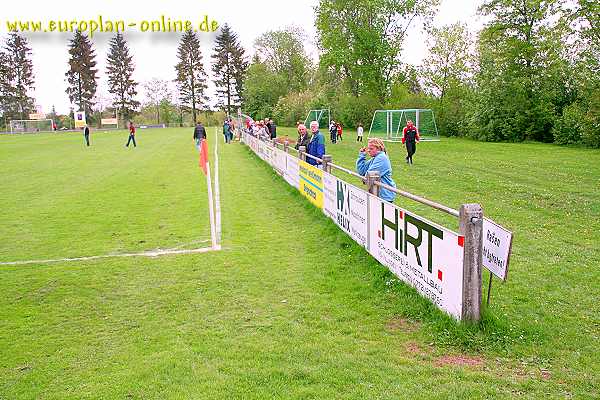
[1,127,599,399]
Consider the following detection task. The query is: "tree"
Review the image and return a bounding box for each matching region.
[65,30,98,115]
[470,0,570,142]
[421,23,474,136]
[315,0,440,101]
[175,30,209,124]
[0,33,35,120]
[254,27,309,92]
[142,78,172,124]
[211,24,248,116]
[106,33,139,120]
[242,60,287,119]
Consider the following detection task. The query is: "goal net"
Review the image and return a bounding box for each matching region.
[368,109,439,142]
[10,119,54,133]
[303,109,330,129]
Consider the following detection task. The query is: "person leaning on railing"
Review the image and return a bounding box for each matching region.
[295,123,310,150]
[356,138,397,202]
[307,120,326,167]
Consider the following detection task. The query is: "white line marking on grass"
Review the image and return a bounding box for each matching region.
[214,127,222,245]
[0,246,222,266]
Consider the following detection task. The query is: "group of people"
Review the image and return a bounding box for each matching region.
[246,118,277,141]
[222,119,235,144]
[81,121,137,147]
[328,120,344,143]
[291,119,422,203]
[191,115,420,205]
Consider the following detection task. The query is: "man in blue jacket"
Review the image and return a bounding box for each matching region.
[307,120,326,167]
[356,138,397,202]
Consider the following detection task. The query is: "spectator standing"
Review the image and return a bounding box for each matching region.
[307,120,326,168]
[356,138,397,202]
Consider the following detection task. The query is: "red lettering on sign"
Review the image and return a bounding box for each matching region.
[438,269,443,281]
[458,236,464,247]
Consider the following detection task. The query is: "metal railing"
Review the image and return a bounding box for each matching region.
[246,133,485,322]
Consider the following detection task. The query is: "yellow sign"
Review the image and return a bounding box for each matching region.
[298,160,323,209]
[74,111,86,128]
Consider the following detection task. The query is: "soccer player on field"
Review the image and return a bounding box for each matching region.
[126,121,137,147]
[401,120,420,164]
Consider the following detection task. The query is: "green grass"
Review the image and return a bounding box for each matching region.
[1,127,599,399]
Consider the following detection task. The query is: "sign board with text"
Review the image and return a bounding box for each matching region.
[482,218,513,281]
[74,111,86,128]
[298,160,323,209]
[368,194,465,319]
[323,171,368,248]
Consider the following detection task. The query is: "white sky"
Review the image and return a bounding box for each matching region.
[1,0,483,115]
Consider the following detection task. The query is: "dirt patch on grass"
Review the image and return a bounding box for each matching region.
[404,341,431,356]
[434,354,484,369]
[386,317,421,333]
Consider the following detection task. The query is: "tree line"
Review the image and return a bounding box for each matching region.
[0,24,247,129]
[1,0,598,148]
[246,0,599,148]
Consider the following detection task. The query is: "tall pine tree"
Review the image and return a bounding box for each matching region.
[106,33,139,121]
[0,33,35,120]
[65,30,98,115]
[175,30,208,124]
[211,24,248,116]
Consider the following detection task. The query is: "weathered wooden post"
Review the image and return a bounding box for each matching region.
[365,171,380,197]
[459,204,484,322]
[322,155,333,174]
[299,145,307,162]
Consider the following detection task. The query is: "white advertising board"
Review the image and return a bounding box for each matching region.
[284,154,299,189]
[482,218,513,281]
[273,148,287,175]
[368,194,465,319]
[323,172,368,248]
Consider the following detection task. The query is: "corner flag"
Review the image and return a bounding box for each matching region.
[199,139,209,175]
[198,138,218,249]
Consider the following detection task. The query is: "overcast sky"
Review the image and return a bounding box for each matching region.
[1,0,483,115]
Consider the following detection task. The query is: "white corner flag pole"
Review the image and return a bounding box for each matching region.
[204,160,218,250]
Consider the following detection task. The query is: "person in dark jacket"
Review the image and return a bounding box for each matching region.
[328,120,337,144]
[401,120,420,164]
[194,121,207,149]
[83,124,90,146]
[269,120,277,139]
[223,120,232,144]
[295,123,310,150]
[307,120,326,167]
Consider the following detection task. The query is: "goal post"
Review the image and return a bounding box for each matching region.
[368,109,440,142]
[9,119,54,133]
[303,109,330,129]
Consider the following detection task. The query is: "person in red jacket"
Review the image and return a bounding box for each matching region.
[126,121,137,147]
[401,120,420,164]
[336,122,343,141]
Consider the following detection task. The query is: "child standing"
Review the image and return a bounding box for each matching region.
[356,123,364,142]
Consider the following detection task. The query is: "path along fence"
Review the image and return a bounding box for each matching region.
[241,131,512,322]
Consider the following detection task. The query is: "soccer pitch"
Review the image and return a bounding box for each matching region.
[1,127,599,398]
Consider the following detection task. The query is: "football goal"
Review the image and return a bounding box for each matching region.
[368,109,439,142]
[9,119,54,133]
[303,109,330,129]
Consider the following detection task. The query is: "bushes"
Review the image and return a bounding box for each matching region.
[272,91,313,127]
[334,94,381,130]
[553,103,583,145]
